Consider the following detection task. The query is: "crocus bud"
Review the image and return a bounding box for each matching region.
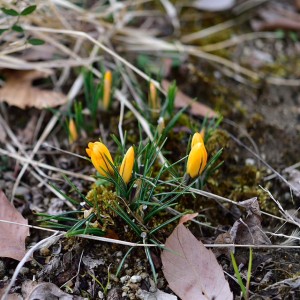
[68,118,78,144]
[191,132,204,148]
[103,70,112,110]
[186,142,207,178]
[86,142,114,177]
[149,81,157,110]
[119,146,135,184]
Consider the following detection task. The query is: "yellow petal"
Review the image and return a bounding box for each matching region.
[86,148,91,157]
[186,142,207,178]
[86,141,114,176]
[191,132,204,148]
[119,146,135,184]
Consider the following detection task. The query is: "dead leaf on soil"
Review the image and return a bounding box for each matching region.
[190,0,236,11]
[162,80,217,118]
[0,286,22,300]
[0,69,67,109]
[0,190,30,261]
[251,3,300,31]
[232,198,271,246]
[138,288,178,299]
[214,198,271,261]
[22,281,84,300]
[161,222,233,300]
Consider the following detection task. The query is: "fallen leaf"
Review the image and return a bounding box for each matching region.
[0,190,30,261]
[0,286,22,300]
[137,288,178,299]
[213,232,234,258]
[232,198,271,246]
[22,281,84,300]
[251,4,300,31]
[162,80,217,118]
[161,223,233,300]
[190,0,236,11]
[0,69,67,109]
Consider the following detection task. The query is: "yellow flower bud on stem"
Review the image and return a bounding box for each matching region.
[103,70,112,110]
[68,118,78,144]
[86,142,114,177]
[186,141,207,179]
[119,146,135,184]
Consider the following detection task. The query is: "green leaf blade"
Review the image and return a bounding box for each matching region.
[20,5,36,16]
[2,8,19,16]
[12,24,23,33]
[28,38,45,45]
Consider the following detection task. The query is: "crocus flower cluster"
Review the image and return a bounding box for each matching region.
[186,132,207,179]
[86,142,134,184]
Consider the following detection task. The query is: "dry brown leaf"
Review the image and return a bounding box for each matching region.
[231,198,271,246]
[251,4,300,31]
[22,281,84,300]
[162,80,217,118]
[161,223,233,300]
[0,190,30,261]
[0,69,67,109]
[0,286,22,300]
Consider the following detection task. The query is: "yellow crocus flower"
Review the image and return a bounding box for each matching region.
[119,146,135,184]
[149,81,157,110]
[186,142,207,178]
[68,118,78,144]
[103,70,112,110]
[86,142,114,177]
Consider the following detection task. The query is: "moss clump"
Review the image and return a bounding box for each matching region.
[86,185,118,231]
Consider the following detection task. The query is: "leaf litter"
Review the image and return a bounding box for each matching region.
[0,190,29,261]
[0,69,67,109]
[0,1,300,298]
[161,215,233,300]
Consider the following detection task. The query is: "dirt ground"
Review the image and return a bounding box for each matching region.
[1,0,300,299]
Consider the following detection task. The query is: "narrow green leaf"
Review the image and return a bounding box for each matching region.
[1,8,19,16]
[12,24,23,32]
[27,38,45,45]
[20,5,36,16]
[230,251,247,297]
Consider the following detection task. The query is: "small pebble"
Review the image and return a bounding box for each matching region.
[109,274,119,283]
[128,283,139,290]
[19,267,29,275]
[126,269,133,276]
[122,286,130,293]
[115,251,123,257]
[130,275,142,283]
[98,291,104,299]
[120,275,130,283]
[140,272,148,279]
